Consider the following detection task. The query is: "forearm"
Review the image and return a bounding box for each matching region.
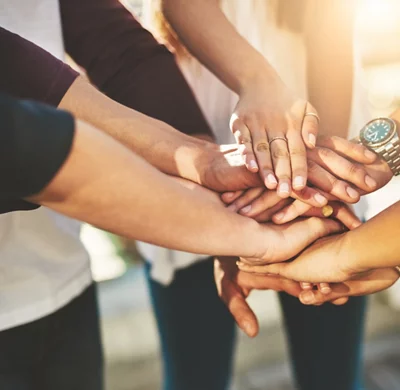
[29,119,263,257]
[305,0,355,138]
[60,0,213,139]
[161,0,277,93]
[58,76,214,184]
[342,201,400,270]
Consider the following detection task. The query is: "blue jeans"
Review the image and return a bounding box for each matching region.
[0,283,104,390]
[145,258,367,390]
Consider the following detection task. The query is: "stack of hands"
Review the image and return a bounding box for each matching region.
[212,134,399,338]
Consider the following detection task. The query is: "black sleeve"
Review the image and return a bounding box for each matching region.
[0,94,75,213]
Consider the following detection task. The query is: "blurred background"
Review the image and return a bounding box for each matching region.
[82,1,400,389]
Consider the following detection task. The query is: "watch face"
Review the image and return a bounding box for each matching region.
[360,118,396,146]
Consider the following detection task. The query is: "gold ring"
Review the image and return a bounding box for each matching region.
[322,205,334,217]
[305,112,320,123]
[395,265,400,276]
[269,136,288,145]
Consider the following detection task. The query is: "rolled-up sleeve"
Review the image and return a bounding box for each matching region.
[60,0,213,138]
[0,94,75,213]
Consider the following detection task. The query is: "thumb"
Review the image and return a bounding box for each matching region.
[222,283,259,338]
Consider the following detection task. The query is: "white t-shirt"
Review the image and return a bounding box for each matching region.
[140,0,371,285]
[0,0,92,331]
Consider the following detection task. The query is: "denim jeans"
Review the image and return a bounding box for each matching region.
[146,258,367,390]
[0,283,104,390]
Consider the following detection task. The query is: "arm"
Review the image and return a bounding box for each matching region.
[305,0,356,138]
[59,0,214,141]
[161,0,318,194]
[26,113,342,259]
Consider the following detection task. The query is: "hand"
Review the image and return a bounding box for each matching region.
[243,217,343,265]
[221,188,361,230]
[210,138,377,207]
[214,257,302,337]
[230,72,318,196]
[298,268,400,305]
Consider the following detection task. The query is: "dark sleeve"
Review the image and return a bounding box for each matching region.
[0,27,79,106]
[60,0,213,138]
[0,94,75,214]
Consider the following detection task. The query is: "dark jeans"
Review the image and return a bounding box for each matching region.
[145,258,367,390]
[0,283,104,390]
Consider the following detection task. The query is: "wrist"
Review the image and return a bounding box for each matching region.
[236,58,281,95]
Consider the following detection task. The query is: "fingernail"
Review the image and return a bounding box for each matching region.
[242,321,255,337]
[267,174,278,185]
[301,282,312,290]
[300,291,315,304]
[241,205,252,214]
[364,149,376,160]
[224,192,235,200]
[308,133,316,147]
[274,212,284,221]
[249,160,258,170]
[322,205,333,217]
[293,176,305,189]
[365,175,377,189]
[279,183,290,194]
[352,220,362,229]
[320,284,331,294]
[314,193,327,205]
[346,187,359,199]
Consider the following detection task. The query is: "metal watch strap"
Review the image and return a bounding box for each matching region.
[379,137,400,176]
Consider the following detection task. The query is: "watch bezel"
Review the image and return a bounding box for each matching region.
[360,117,397,148]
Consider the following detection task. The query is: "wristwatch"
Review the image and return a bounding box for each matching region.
[357,117,400,176]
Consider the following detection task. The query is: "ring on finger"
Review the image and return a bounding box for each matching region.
[304,112,320,123]
[322,205,334,217]
[269,136,288,145]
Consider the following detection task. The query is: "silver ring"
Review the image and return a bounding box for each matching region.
[395,266,400,276]
[305,112,320,123]
[269,136,288,145]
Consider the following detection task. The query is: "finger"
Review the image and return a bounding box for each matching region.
[287,129,307,190]
[318,283,332,294]
[250,127,277,189]
[308,147,377,192]
[300,282,313,290]
[239,189,282,217]
[273,199,313,224]
[269,135,292,197]
[307,160,361,203]
[221,282,259,337]
[231,115,258,172]
[331,297,349,305]
[227,188,264,213]
[240,217,343,267]
[276,202,362,230]
[253,198,292,222]
[301,103,319,148]
[317,135,377,164]
[221,191,244,204]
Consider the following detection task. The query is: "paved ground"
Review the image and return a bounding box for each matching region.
[97,266,400,390]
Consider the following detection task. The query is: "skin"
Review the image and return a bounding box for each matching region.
[28,118,344,262]
[59,76,377,206]
[161,0,357,197]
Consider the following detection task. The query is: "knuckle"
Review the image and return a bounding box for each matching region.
[307,159,320,173]
[255,141,270,153]
[317,147,334,159]
[272,147,290,160]
[289,147,307,158]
